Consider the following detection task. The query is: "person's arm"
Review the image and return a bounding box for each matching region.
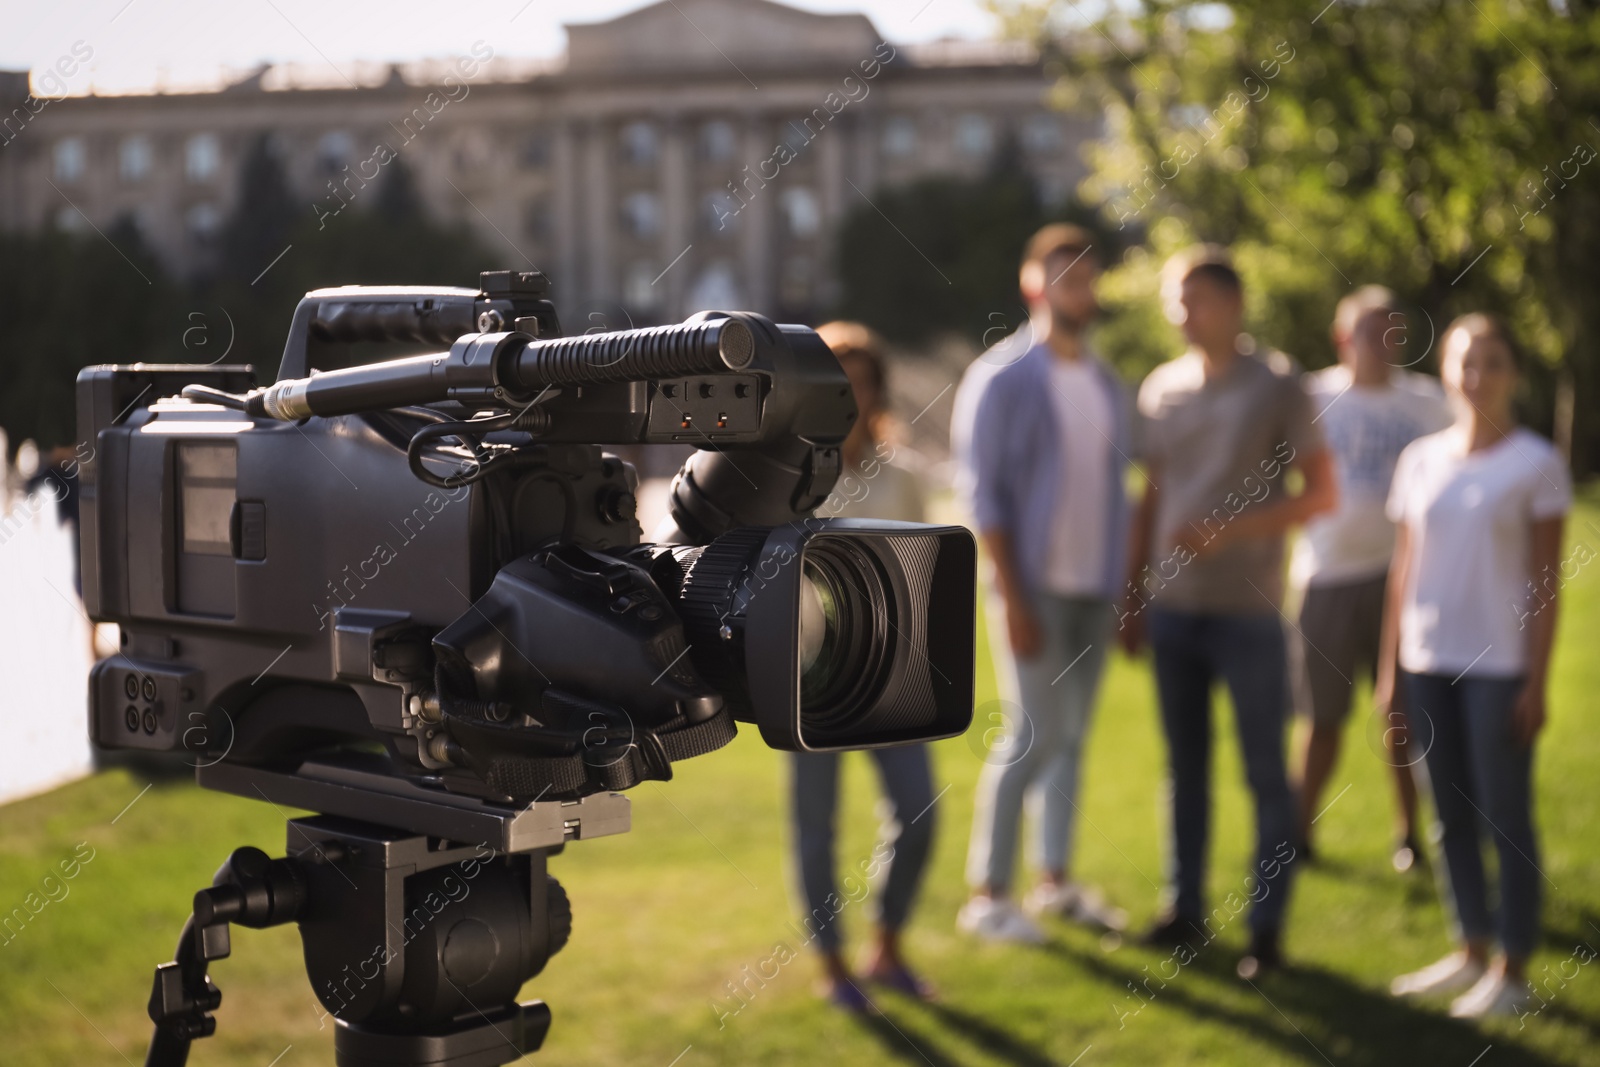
[1191,446,1338,555]
[981,527,1042,658]
[1513,515,1566,745]
[1117,467,1160,654]
[966,380,1041,659]
[1373,519,1411,716]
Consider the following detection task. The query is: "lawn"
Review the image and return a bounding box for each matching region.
[3,492,1598,1067]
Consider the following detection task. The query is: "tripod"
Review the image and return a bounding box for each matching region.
[143,757,631,1067]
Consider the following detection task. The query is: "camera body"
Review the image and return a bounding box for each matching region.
[77,271,976,829]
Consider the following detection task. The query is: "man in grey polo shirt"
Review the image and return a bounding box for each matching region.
[1121,246,1337,978]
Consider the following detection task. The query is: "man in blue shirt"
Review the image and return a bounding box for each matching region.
[954,224,1136,942]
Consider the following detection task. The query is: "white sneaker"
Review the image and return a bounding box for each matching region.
[957,896,1047,944]
[1023,882,1129,932]
[1450,971,1534,1018]
[1391,954,1487,998]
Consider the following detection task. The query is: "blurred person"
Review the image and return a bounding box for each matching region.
[955,223,1136,944]
[1382,314,1569,1018]
[1288,287,1451,869]
[1122,246,1337,979]
[789,321,937,1010]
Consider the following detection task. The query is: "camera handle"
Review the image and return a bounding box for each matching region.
[145,817,566,1067]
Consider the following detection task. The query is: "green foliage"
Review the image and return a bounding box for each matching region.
[995,0,1600,470]
[831,149,1118,346]
[0,138,492,454]
[203,140,489,382]
[0,220,182,453]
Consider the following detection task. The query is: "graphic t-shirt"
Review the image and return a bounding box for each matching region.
[1386,427,1572,676]
[1290,366,1453,589]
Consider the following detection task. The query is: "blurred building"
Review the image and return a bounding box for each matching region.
[0,0,1091,322]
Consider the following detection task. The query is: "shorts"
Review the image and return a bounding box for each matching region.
[1292,572,1387,726]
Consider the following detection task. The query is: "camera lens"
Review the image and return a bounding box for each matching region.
[653,518,972,751]
[794,541,893,734]
[797,562,833,679]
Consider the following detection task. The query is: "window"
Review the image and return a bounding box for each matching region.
[954,114,994,158]
[119,136,152,183]
[317,130,355,172]
[1022,113,1062,154]
[780,118,814,154]
[621,191,660,239]
[185,134,220,182]
[780,187,821,238]
[524,197,553,241]
[620,121,658,166]
[521,129,552,167]
[186,201,221,240]
[685,260,745,314]
[699,120,736,163]
[54,205,87,233]
[881,116,916,158]
[702,191,740,235]
[53,138,85,183]
[624,260,662,312]
[779,255,813,307]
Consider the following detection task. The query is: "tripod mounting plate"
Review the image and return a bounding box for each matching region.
[335,1001,552,1067]
[198,755,629,852]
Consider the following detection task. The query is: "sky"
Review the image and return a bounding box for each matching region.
[3,0,1000,96]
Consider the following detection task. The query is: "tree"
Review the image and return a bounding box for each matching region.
[206,150,489,381]
[0,220,180,452]
[993,0,1600,472]
[832,144,1120,346]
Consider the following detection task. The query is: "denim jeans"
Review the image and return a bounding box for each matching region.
[1149,608,1297,935]
[1402,671,1540,959]
[966,595,1113,892]
[789,745,935,953]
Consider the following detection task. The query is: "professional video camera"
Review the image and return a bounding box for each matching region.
[77,271,975,1066]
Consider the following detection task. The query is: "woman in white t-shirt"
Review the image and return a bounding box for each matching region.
[1378,313,1571,1019]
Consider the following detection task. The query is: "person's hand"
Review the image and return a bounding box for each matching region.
[1116,596,1146,656]
[1373,671,1396,720]
[1511,680,1547,746]
[1182,517,1233,560]
[1005,597,1043,659]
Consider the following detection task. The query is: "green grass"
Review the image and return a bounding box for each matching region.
[4,492,1600,1066]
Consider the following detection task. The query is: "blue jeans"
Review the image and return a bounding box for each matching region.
[1402,671,1540,959]
[1149,609,1297,935]
[789,745,935,953]
[966,595,1113,891]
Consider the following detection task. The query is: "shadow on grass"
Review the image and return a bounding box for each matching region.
[1041,938,1571,1067]
[846,992,1071,1067]
[852,1007,966,1067]
[921,1001,1067,1067]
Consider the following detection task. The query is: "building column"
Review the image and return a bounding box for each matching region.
[582,119,613,308]
[659,115,691,321]
[553,119,580,311]
[738,113,773,314]
[817,113,849,311]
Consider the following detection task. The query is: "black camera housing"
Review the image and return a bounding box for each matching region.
[78,271,976,828]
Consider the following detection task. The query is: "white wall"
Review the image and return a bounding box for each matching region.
[0,446,97,806]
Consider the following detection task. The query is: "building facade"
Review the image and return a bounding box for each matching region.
[0,0,1092,324]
